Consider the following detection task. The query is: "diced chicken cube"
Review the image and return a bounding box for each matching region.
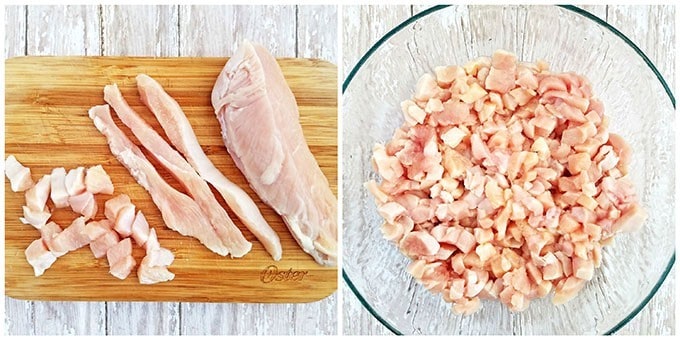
[5,155,33,192]
[25,239,57,277]
[85,165,114,195]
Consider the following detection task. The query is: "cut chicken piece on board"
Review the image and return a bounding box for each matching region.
[105,194,132,222]
[138,228,175,284]
[50,167,69,208]
[85,164,114,194]
[25,239,57,277]
[64,167,86,196]
[114,204,135,237]
[211,41,337,266]
[110,255,136,280]
[50,216,91,254]
[5,155,33,192]
[68,191,97,220]
[88,104,230,256]
[90,229,120,259]
[25,174,51,212]
[40,221,64,256]
[19,205,51,229]
[104,83,252,257]
[107,237,133,267]
[136,73,281,260]
[131,211,150,246]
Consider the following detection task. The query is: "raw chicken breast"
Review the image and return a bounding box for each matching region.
[68,191,97,220]
[50,216,91,254]
[90,229,120,259]
[64,167,86,196]
[105,194,132,222]
[131,211,150,246]
[138,228,175,284]
[25,239,57,276]
[19,205,51,229]
[211,41,337,266]
[5,155,33,192]
[104,83,252,257]
[40,221,65,256]
[137,73,281,261]
[50,167,69,208]
[25,174,51,212]
[88,104,230,256]
[85,165,114,194]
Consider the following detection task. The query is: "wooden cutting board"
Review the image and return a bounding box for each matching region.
[4,57,337,303]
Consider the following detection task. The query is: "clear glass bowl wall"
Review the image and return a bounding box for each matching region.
[342,5,674,335]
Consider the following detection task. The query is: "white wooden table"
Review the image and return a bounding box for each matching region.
[4,5,337,335]
[342,5,675,335]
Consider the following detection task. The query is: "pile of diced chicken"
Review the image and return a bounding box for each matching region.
[5,156,174,284]
[366,50,647,315]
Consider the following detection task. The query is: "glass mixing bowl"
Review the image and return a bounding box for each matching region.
[342,5,675,335]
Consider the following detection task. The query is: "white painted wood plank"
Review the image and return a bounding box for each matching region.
[178,5,296,57]
[341,5,674,335]
[26,5,100,56]
[4,5,26,58]
[4,5,33,336]
[99,4,181,335]
[101,5,179,57]
[32,302,106,335]
[20,5,106,335]
[341,5,412,79]
[297,5,338,64]
[106,302,180,335]
[604,5,675,335]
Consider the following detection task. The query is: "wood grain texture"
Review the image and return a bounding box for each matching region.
[341,4,675,336]
[5,56,337,302]
[297,5,338,63]
[26,5,100,56]
[341,5,412,78]
[5,5,338,336]
[178,5,296,57]
[102,6,178,57]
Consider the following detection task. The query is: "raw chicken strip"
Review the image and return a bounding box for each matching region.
[5,155,33,192]
[104,84,252,257]
[136,74,281,260]
[211,41,337,266]
[25,174,51,212]
[25,239,57,276]
[64,167,86,196]
[85,165,114,194]
[50,167,69,208]
[88,104,230,256]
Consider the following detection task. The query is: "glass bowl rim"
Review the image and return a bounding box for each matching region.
[342,4,676,335]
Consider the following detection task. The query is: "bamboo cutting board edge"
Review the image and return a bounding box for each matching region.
[5,56,338,303]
